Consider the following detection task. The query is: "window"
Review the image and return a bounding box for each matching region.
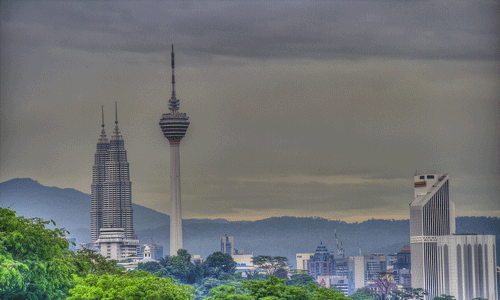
[427,175,435,179]
[420,176,425,180]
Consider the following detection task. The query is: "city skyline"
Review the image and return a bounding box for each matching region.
[1,2,499,222]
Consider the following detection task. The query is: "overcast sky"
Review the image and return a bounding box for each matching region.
[1,1,498,222]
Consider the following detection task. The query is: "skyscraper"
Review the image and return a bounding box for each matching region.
[159,45,190,256]
[410,173,455,299]
[103,103,134,240]
[91,106,109,243]
[221,234,234,255]
[91,103,138,259]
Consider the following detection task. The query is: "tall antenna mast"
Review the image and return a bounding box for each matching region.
[101,105,105,128]
[171,44,175,99]
[168,44,180,112]
[115,102,118,125]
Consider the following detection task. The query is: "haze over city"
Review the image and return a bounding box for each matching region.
[1,1,499,222]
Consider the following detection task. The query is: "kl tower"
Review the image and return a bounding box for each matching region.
[159,45,190,256]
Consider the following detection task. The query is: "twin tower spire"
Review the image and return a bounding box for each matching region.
[91,101,133,243]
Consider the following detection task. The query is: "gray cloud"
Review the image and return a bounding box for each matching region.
[0,1,498,222]
[2,1,498,60]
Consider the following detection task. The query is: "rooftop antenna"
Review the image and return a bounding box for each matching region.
[115,102,118,125]
[171,44,175,99]
[101,105,105,128]
[167,44,180,113]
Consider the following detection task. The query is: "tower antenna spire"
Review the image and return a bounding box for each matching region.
[101,105,105,128]
[171,44,176,100]
[115,102,118,125]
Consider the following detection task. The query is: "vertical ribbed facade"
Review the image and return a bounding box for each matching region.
[437,235,498,300]
[91,125,109,243]
[103,122,135,240]
[410,173,455,300]
[91,106,136,245]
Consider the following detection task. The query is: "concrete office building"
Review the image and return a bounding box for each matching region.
[307,242,335,280]
[410,173,497,300]
[95,228,140,261]
[348,254,387,294]
[221,234,235,255]
[437,234,497,300]
[410,173,455,299]
[296,253,314,271]
[159,45,190,256]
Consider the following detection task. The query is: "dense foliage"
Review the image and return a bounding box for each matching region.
[0,208,430,300]
[206,276,350,300]
[68,271,193,300]
[0,207,74,299]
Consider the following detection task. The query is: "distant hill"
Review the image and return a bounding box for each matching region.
[1,178,499,264]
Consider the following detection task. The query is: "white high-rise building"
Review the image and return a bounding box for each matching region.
[437,235,497,300]
[95,228,139,261]
[410,173,497,300]
[159,45,190,256]
[347,254,387,294]
[410,173,455,299]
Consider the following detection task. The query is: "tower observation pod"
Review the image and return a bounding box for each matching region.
[159,44,190,256]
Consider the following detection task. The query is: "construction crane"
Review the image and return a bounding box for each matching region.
[334,227,344,257]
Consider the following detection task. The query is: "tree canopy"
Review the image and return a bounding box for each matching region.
[0,207,74,300]
[68,271,193,300]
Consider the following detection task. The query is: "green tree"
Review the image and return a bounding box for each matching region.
[210,276,351,300]
[286,270,315,286]
[205,252,237,274]
[391,288,428,300]
[68,270,193,300]
[0,208,74,300]
[350,287,377,300]
[433,295,455,300]
[71,248,124,276]
[252,255,289,277]
[137,261,162,274]
[206,285,253,300]
[194,276,244,300]
[158,249,204,284]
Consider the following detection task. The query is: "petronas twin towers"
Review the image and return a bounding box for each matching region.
[91,103,135,243]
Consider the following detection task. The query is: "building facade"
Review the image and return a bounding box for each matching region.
[296,253,314,271]
[410,173,455,299]
[307,243,335,280]
[221,234,234,255]
[95,228,140,261]
[91,107,109,243]
[137,244,164,261]
[91,104,139,259]
[348,254,387,294]
[437,234,497,300]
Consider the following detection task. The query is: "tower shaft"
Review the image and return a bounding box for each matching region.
[169,143,182,254]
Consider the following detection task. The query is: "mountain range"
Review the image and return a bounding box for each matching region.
[1,178,498,264]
